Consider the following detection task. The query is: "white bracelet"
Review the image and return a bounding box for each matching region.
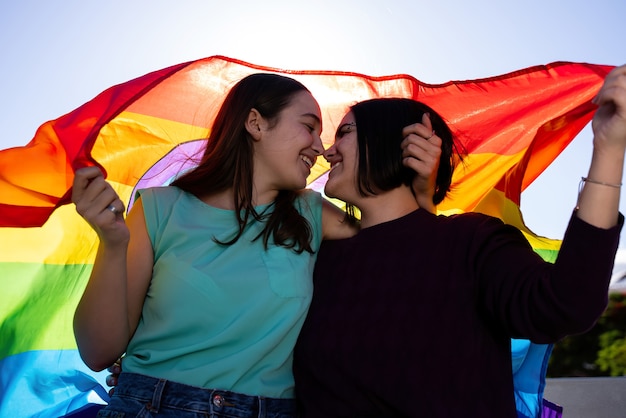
[576,177,622,209]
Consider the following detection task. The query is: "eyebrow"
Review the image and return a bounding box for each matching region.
[301,113,321,125]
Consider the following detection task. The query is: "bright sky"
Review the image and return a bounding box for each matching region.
[1,0,626,250]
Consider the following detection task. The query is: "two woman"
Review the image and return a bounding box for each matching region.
[71,73,437,417]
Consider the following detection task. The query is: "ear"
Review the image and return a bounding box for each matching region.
[245,108,264,141]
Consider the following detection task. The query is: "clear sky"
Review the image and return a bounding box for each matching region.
[1,0,625,249]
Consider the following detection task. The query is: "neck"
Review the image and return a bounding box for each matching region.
[357,186,420,229]
[251,184,280,206]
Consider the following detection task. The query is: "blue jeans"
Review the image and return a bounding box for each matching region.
[97,372,297,418]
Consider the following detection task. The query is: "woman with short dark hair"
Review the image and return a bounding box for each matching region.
[294,64,626,417]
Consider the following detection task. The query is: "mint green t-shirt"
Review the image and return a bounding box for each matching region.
[123,186,323,398]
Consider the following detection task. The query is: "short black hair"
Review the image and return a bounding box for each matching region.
[350,98,459,205]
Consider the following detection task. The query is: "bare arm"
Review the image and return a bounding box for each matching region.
[72,167,153,371]
[322,198,358,240]
[577,64,626,228]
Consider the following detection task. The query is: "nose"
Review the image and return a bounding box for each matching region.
[323,144,337,163]
[312,133,324,156]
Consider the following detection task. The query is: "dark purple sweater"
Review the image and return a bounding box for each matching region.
[293,209,622,417]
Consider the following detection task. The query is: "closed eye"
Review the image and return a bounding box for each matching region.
[301,113,321,134]
[336,122,356,139]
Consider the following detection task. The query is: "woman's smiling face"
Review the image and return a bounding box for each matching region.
[323,112,360,203]
[253,90,324,195]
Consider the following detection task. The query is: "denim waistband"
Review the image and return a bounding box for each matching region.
[111,372,296,417]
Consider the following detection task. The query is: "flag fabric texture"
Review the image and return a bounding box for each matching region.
[0,56,613,417]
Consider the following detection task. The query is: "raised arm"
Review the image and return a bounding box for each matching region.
[498,65,626,340]
[71,167,153,371]
[577,64,626,228]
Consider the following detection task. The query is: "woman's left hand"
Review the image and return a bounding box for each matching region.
[401,112,442,209]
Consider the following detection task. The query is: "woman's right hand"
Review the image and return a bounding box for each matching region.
[105,358,123,395]
[592,64,626,154]
[72,166,129,246]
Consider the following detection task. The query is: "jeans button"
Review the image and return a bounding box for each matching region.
[213,394,224,407]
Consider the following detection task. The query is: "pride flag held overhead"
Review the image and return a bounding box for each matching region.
[0,56,614,417]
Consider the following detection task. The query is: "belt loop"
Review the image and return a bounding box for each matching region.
[209,389,217,416]
[148,378,167,413]
[257,396,265,418]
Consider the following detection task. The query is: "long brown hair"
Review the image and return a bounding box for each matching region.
[172,73,314,253]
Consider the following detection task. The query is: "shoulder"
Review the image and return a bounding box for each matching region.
[134,187,189,212]
[134,186,188,225]
[293,189,323,218]
[445,211,504,227]
[435,211,506,229]
[136,186,183,201]
[295,188,322,206]
[438,211,524,243]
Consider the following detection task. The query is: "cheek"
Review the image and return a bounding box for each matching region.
[342,153,358,180]
[326,166,351,195]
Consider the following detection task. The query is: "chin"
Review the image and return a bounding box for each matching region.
[323,186,337,199]
[324,187,357,205]
[324,179,347,200]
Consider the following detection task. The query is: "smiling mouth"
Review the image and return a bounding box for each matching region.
[301,155,314,168]
[328,162,340,172]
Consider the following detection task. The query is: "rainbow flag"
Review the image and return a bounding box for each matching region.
[0,56,613,417]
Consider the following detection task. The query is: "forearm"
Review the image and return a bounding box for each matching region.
[74,241,131,371]
[479,215,620,342]
[545,212,622,338]
[321,198,359,239]
[576,147,624,229]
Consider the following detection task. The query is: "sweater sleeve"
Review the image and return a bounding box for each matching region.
[474,211,623,343]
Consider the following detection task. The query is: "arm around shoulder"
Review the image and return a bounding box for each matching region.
[321,199,358,240]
